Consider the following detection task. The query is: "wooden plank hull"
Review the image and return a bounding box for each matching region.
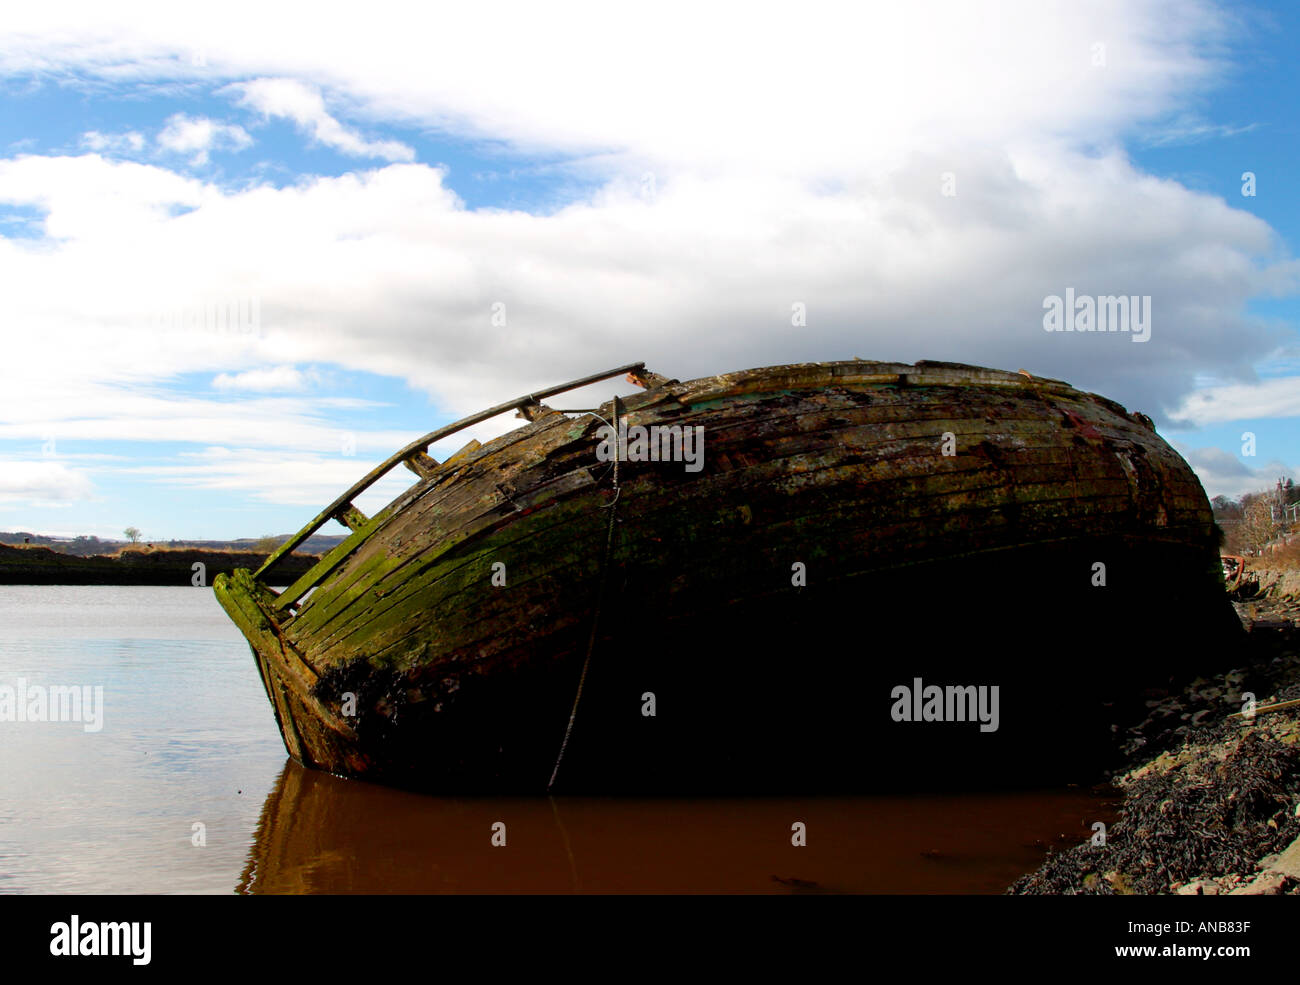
[215,360,1239,792]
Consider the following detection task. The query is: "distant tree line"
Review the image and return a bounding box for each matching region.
[0,533,118,557]
[0,531,345,557]
[1212,478,1299,555]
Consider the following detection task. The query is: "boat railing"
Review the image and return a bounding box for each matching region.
[252,362,647,590]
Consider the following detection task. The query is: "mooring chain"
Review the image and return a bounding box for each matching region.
[547,397,623,792]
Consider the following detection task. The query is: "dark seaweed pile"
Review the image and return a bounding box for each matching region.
[1010,679,1300,895]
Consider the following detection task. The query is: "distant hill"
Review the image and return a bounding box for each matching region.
[0,531,347,557]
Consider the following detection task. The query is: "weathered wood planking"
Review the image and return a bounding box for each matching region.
[214,359,1229,792]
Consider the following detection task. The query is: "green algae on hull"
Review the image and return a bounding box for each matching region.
[214,358,1241,794]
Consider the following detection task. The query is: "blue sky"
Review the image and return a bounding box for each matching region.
[0,1,1297,540]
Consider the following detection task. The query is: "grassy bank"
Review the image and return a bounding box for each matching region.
[0,543,319,586]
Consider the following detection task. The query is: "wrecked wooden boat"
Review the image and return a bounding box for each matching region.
[215,359,1241,793]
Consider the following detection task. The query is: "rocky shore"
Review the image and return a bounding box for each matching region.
[0,543,320,586]
[1011,568,1300,895]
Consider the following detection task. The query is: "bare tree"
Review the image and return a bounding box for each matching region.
[1237,498,1278,556]
[124,526,142,544]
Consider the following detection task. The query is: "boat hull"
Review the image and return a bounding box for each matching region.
[216,360,1238,792]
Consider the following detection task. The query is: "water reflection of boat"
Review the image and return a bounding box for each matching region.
[237,760,1115,894]
[217,360,1240,793]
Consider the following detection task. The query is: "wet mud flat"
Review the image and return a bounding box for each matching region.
[1012,591,1300,895]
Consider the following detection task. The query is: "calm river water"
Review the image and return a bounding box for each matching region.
[0,585,1114,893]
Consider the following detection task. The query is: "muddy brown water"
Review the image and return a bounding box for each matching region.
[241,761,1116,894]
[0,586,1116,894]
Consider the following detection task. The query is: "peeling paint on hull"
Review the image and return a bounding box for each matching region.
[214,359,1239,793]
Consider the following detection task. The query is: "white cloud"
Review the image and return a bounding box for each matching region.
[1,148,1289,430]
[0,461,95,505]
[0,1,1296,516]
[0,378,410,457]
[1172,377,1300,426]
[229,78,413,162]
[0,1,1236,173]
[80,130,145,154]
[1177,444,1294,500]
[125,446,415,512]
[1138,116,1260,147]
[212,365,318,392]
[156,113,252,164]
[0,152,211,242]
